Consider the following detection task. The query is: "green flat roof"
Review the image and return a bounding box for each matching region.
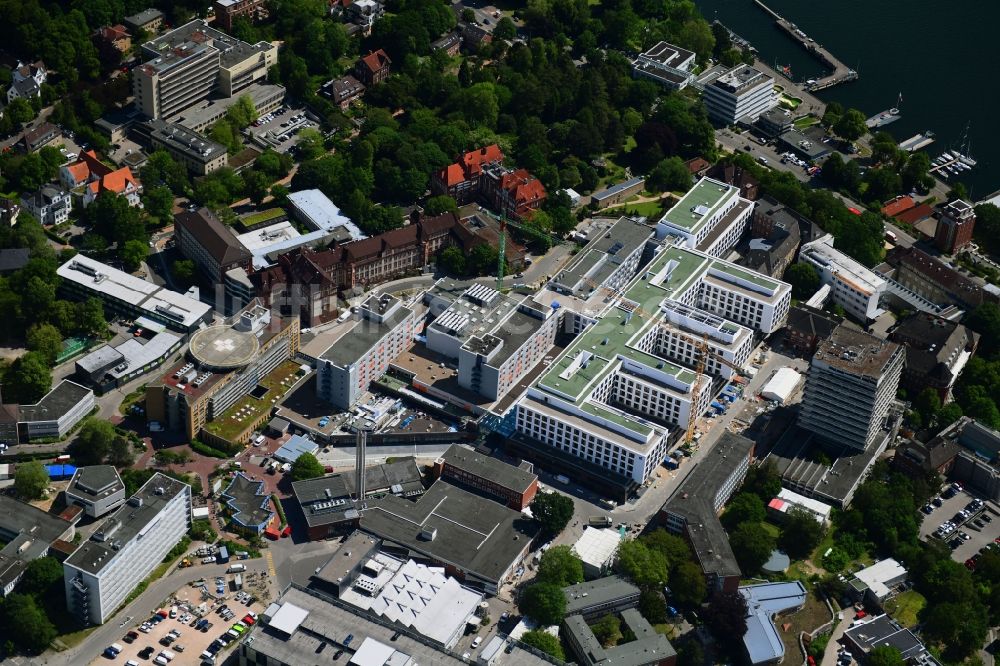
[709,261,780,290]
[658,178,736,232]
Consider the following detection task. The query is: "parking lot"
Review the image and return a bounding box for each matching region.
[91,572,268,665]
[245,105,319,154]
[920,482,1000,564]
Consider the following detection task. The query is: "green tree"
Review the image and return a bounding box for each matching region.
[647,157,693,193]
[913,388,942,425]
[867,646,905,666]
[617,540,669,587]
[6,351,52,403]
[14,460,48,500]
[704,591,748,643]
[143,185,175,223]
[424,195,458,217]
[25,323,62,365]
[108,436,135,467]
[6,98,35,126]
[2,593,57,654]
[290,452,326,481]
[742,460,782,501]
[531,491,574,534]
[833,109,867,141]
[520,582,566,625]
[190,519,217,543]
[296,128,326,161]
[537,545,584,586]
[966,303,1000,356]
[640,529,694,570]
[729,522,775,574]
[438,245,467,275]
[591,613,622,647]
[78,297,108,337]
[784,263,821,300]
[17,556,63,598]
[778,508,825,559]
[72,418,117,465]
[670,560,707,607]
[121,239,149,272]
[461,8,475,23]
[173,259,197,286]
[638,588,667,623]
[521,629,564,660]
[722,492,766,529]
[493,16,516,40]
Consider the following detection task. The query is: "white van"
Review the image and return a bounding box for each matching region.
[757,155,769,165]
[159,649,176,662]
[227,563,247,573]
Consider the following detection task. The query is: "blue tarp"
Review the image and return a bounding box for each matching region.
[45,464,77,480]
[711,401,725,410]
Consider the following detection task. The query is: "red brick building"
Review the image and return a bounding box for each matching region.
[213,0,269,31]
[481,166,547,220]
[355,49,391,86]
[934,199,976,254]
[431,444,538,510]
[431,144,505,204]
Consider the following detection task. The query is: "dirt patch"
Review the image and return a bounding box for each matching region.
[780,584,833,660]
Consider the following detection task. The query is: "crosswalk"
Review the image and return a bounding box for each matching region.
[265,549,277,577]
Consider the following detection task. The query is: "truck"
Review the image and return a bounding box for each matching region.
[234,573,243,590]
[227,563,246,573]
[588,516,613,527]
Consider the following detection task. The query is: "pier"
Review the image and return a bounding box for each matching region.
[753,0,858,91]
[898,132,935,153]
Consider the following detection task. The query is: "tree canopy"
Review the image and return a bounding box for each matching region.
[290,452,326,481]
[536,545,584,587]
[14,460,48,500]
[530,492,574,535]
[729,522,776,574]
[519,582,566,625]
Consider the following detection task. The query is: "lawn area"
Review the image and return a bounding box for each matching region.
[794,115,821,129]
[883,590,925,628]
[761,520,781,539]
[240,208,285,227]
[779,93,803,110]
[204,360,302,441]
[602,198,665,218]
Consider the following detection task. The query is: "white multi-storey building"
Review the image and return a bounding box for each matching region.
[513,243,791,483]
[799,233,887,322]
[656,299,754,381]
[64,474,191,625]
[550,217,653,301]
[316,294,417,409]
[18,380,95,441]
[424,283,558,402]
[632,41,696,90]
[702,64,776,125]
[656,177,754,258]
[798,325,903,451]
[65,466,127,518]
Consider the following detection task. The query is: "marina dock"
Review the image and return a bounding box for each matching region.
[753,0,858,91]
[899,132,935,153]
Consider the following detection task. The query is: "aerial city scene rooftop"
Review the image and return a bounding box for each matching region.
[0,0,997,665]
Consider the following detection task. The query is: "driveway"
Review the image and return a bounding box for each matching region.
[820,607,857,666]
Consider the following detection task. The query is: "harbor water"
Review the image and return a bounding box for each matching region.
[696,0,997,199]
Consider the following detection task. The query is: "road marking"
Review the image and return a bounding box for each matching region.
[265,550,277,577]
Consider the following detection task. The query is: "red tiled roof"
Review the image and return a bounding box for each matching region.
[360,49,391,74]
[881,195,915,217]
[685,157,711,174]
[894,203,934,225]
[461,144,504,177]
[500,169,547,205]
[437,163,466,187]
[100,166,137,194]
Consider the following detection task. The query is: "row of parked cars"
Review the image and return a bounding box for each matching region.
[200,611,258,665]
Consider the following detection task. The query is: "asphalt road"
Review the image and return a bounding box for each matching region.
[716,129,813,183]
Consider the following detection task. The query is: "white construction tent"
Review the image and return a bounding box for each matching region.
[759,367,802,404]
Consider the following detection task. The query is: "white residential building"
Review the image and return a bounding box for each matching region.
[632,41,696,90]
[316,294,417,409]
[798,325,903,451]
[18,380,95,441]
[21,186,71,226]
[65,466,127,518]
[702,64,776,125]
[656,177,754,258]
[64,474,191,625]
[514,243,791,483]
[799,234,886,321]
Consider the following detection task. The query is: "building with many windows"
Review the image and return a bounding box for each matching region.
[65,466,126,518]
[174,207,252,283]
[431,444,538,510]
[431,144,505,204]
[656,177,754,258]
[137,119,229,175]
[549,217,653,301]
[145,304,300,439]
[57,255,214,333]
[132,20,277,119]
[21,185,71,226]
[702,64,776,125]
[935,198,976,254]
[514,243,790,485]
[316,294,417,409]
[63,473,191,625]
[213,0,269,31]
[18,380,96,441]
[798,324,903,451]
[799,234,887,322]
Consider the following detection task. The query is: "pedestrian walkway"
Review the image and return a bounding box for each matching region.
[819,608,857,666]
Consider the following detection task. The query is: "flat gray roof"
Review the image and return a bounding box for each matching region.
[359,480,538,586]
[440,444,537,494]
[320,304,413,368]
[19,380,93,422]
[563,608,676,666]
[0,495,74,589]
[222,472,273,529]
[67,465,125,499]
[563,575,640,616]
[294,459,425,528]
[65,473,189,575]
[552,217,652,298]
[143,19,272,68]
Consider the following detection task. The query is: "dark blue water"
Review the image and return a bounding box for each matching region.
[696,0,998,199]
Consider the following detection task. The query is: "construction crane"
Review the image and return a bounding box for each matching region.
[483,209,561,292]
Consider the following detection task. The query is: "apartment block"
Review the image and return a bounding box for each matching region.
[425,283,558,401]
[800,233,887,322]
[213,0,269,31]
[64,473,191,625]
[656,299,754,381]
[702,64,776,125]
[174,207,252,282]
[656,177,754,258]
[316,294,417,409]
[137,119,229,175]
[549,217,653,301]
[133,20,277,119]
[514,244,790,484]
[798,324,903,451]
